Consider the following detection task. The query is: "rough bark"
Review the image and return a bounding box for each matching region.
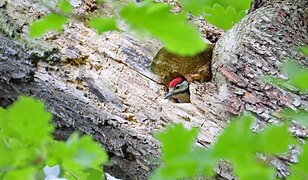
[0,1,226,179]
[0,0,307,179]
[212,0,308,177]
[213,0,308,130]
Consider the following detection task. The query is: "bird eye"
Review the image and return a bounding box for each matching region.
[175,85,180,89]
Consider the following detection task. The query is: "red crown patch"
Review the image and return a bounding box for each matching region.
[168,77,184,88]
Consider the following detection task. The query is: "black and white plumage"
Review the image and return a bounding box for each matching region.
[164,77,190,103]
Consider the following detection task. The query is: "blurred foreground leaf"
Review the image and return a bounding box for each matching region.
[151,124,217,179]
[282,60,308,92]
[57,0,72,13]
[298,46,308,56]
[204,4,246,30]
[279,108,308,127]
[289,142,308,180]
[178,0,210,16]
[88,17,118,34]
[0,96,108,179]
[120,2,206,56]
[29,13,68,37]
[213,114,294,179]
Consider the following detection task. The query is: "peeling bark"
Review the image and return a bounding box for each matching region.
[0,0,307,179]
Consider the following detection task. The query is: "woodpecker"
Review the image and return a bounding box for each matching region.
[164,77,190,103]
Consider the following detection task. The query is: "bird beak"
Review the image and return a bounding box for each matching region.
[164,91,173,99]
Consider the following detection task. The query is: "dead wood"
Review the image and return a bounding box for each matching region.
[0,0,307,179]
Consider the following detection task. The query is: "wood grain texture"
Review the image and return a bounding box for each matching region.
[0,0,307,179]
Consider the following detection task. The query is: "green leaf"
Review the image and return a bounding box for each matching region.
[0,96,108,179]
[48,133,108,172]
[29,13,68,37]
[213,114,258,160]
[298,46,308,56]
[0,106,6,116]
[0,139,19,168]
[64,170,89,180]
[84,168,104,179]
[234,161,275,180]
[178,0,210,16]
[57,0,72,13]
[282,60,308,92]
[120,2,206,56]
[150,155,201,180]
[204,3,246,30]
[63,168,103,180]
[88,17,118,34]
[264,60,308,93]
[2,96,53,146]
[212,114,276,179]
[258,124,295,153]
[263,75,299,92]
[4,167,36,180]
[151,124,217,179]
[67,133,108,168]
[212,0,252,12]
[0,107,8,135]
[289,143,308,180]
[0,97,51,169]
[156,124,198,162]
[291,72,308,91]
[279,109,308,127]
[282,60,303,79]
[151,150,217,179]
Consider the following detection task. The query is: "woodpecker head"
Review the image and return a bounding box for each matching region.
[164,77,190,103]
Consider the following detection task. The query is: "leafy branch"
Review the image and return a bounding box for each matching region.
[29,0,253,56]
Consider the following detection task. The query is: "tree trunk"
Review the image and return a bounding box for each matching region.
[214,0,308,120]
[212,0,307,177]
[0,0,307,179]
